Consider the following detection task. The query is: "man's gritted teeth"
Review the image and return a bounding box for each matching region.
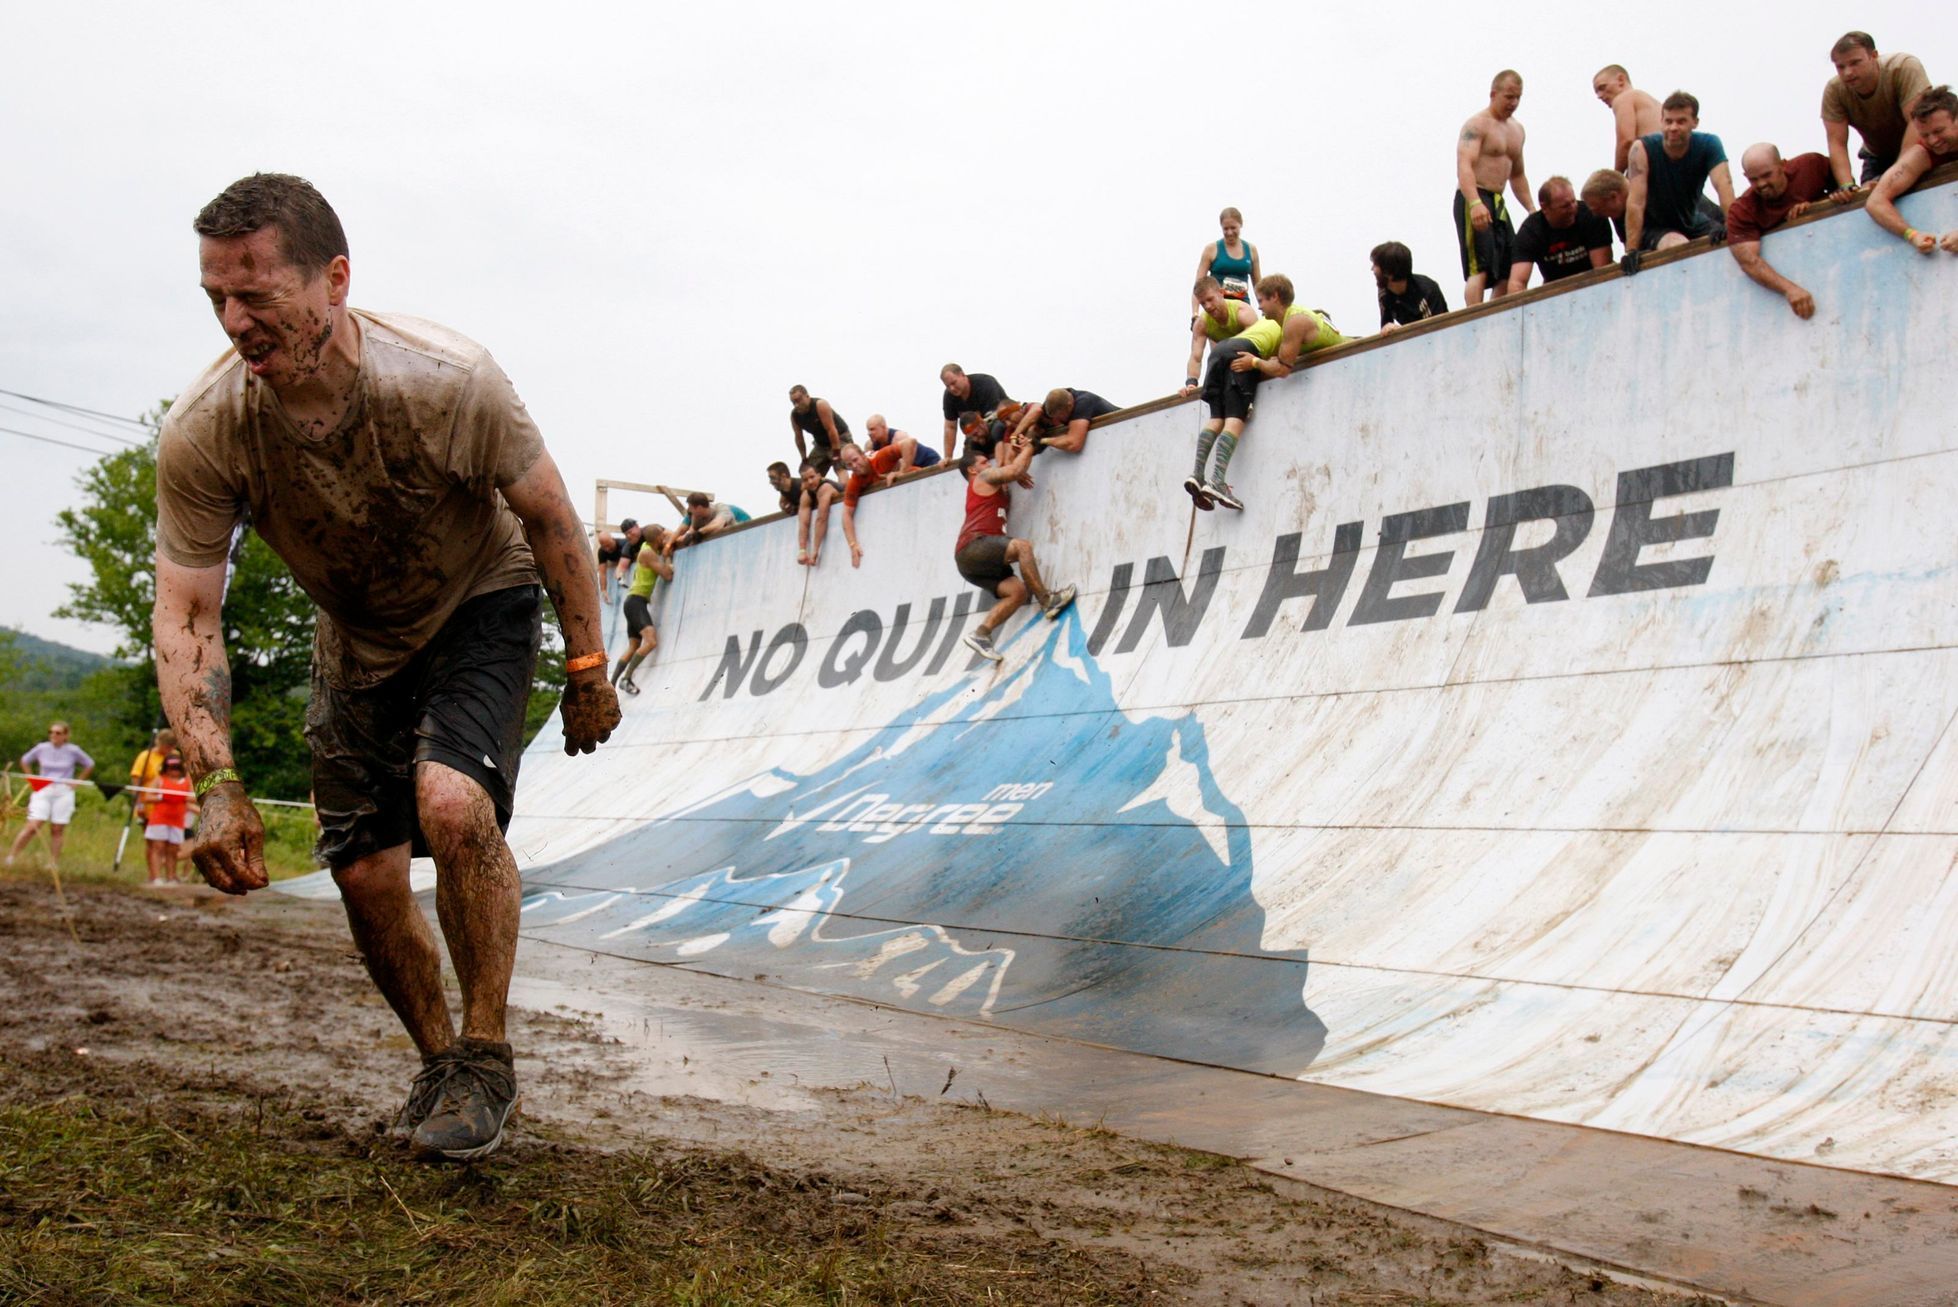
[237,338,276,373]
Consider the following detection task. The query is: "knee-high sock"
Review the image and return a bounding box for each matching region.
[610,656,630,685]
[626,649,650,676]
[1210,431,1240,483]
[1193,427,1219,480]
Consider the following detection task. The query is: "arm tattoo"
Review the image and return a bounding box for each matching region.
[1460,128,1479,143]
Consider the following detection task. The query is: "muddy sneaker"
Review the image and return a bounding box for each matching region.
[621,676,640,696]
[410,1038,518,1163]
[1182,475,1214,510]
[1207,482,1243,511]
[961,629,1003,663]
[1042,585,1077,621]
[389,1050,454,1142]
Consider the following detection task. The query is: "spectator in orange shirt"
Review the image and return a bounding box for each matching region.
[144,753,199,885]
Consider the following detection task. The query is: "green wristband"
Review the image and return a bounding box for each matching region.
[194,767,242,799]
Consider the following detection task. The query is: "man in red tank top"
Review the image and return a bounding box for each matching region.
[953,429,1077,663]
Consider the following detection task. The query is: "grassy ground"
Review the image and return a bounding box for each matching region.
[0,782,319,884]
[0,1050,1147,1305]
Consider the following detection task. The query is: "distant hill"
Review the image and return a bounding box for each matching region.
[1,627,116,692]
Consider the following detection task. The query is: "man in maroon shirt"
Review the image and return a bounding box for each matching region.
[1728,145,1855,318]
[953,429,1076,663]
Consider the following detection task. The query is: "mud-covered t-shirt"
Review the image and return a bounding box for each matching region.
[156,310,544,690]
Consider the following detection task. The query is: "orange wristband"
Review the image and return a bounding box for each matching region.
[565,652,608,673]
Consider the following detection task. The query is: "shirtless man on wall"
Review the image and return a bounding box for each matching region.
[1594,65,1663,173]
[1454,69,1536,305]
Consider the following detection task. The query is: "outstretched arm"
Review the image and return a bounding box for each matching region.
[1824,117,1855,190]
[1730,242,1814,319]
[1709,160,1736,216]
[1866,150,1938,250]
[503,449,621,756]
[1183,317,1208,393]
[154,554,265,894]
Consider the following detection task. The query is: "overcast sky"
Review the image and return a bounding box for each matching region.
[3,0,1948,655]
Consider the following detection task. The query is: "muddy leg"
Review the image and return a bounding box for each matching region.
[417,761,519,1046]
[333,840,455,1056]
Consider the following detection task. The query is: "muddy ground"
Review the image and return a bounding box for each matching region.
[0,877,1716,1304]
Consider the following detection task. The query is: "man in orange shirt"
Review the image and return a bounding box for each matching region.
[837,438,924,568]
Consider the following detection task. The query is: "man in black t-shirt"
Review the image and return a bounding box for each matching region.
[939,363,1011,459]
[1370,241,1450,333]
[788,384,850,476]
[1505,176,1615,292]
[1012,387,1120,455]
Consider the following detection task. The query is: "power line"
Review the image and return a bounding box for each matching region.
[0,425,123,458]
[0,387,154,430]
[0,400,147,446]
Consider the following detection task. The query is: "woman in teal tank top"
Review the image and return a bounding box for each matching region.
[1193,206,1260,307]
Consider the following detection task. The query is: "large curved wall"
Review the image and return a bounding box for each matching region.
[510,178,1958,1183]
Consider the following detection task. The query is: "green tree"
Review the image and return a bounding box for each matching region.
[54,406,317,800]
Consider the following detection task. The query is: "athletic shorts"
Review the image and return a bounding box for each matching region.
[1201,337,1264,422]
[144,824,185,845]
[26,784,76,824]
[1452,187,1515,283]
[955,536,1015,593]
[1857,146,1895,186]
[803,446,836,477]
[624,593,654,641]
[307,584,542,869]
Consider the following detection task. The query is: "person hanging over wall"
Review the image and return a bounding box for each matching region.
[1593,65,1663,173]
[791,461,841,566]
[667,491,751,551]
[788,384,850,476]
[939,364,1013,461]
[1010,387,1121,455]
[1185,274,1262,382]
[1370,242,1450,332]
[610,525,672,695]
[1823,32,1931,190]
[865,413,939,467]
[767,462,800,514]
[838,438,923,567]
[1192,206,1261,309]
[1727,145,1854,318]
[596,518,639,597]
[953,428,1076,664]
[1866,86,1958,255]
[1454,69,1535,305]
[1504,176,1615,293]
[1620,91,1735,265]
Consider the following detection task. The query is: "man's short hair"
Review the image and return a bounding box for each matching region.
[788,384,808,400]
[1369,241,1412,280]
[1910,84,1958,122]
[686,491,711,508]
[1536,175,1574,206]
[766,461,790,477]
[618,517,638,533]
[1831,31,1877,59]
[1594,64,1630,83]
[1042,387,1073,416]
[940,362,965,381]
[797,459,821,474]
[1491,69,1522,92]
[1218,206,1243,224]
[193,173,349,275]
[1254,273,1296,308]
[1192,274,1222,296]
[1661,90,1700,117]
[1581,169,1628,202]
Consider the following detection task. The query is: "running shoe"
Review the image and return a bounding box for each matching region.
[1042,584,1077,620]
[410,1038,518,1162]
[390,1050,452,1141]
[621,676,640,696]
[1182,475,1214,511]
[1207,482,1244,511]
[961,629,1003,663]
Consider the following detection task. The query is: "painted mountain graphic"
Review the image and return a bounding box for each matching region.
[520,612,1326,1076]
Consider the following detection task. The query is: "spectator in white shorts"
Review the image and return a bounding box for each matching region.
[144,752,199,884]
[8,722,94,871]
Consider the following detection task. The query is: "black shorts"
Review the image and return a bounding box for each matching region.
[955,536,1015,593]
[1201,337,1263,421]
[1857,145,1895,186]
[1452,187,1515,282]
[308,584,542,869]
[624,593,654,641]
[803,446,836,477]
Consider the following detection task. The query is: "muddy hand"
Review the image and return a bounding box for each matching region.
[191,784,269,895]
[561,677,622,755]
